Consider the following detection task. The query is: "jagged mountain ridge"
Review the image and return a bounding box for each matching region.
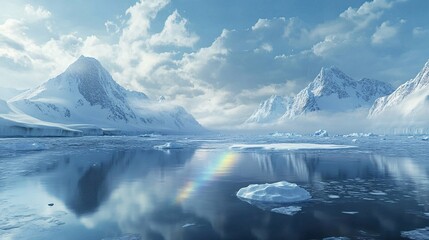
[246,66,394,124]
[369,59,429,119]
[245,95,293,124]
[6,56,204,135]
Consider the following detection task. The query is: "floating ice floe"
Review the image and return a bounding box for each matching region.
[369,190,387,196]
[343,133,377,137]
[422,136,429,141]
[229,143,354,151]
[342,211,359,215]
[182,223,196,228]
[271,206,302,216]
[236,181,311,203]
[314,129,329,137]
[328,195,340,199]
[401,227,429,240]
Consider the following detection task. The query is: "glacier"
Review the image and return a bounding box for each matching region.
[1,56,205,137]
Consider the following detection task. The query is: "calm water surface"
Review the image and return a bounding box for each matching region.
[0,135,428,240]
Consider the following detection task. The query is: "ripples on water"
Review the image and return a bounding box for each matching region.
[0,135,428,239]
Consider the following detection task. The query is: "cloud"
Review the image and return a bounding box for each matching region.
[371,21,398,44]
[121,0,170,43]
[24,4,51,21]
[252,19,271,31]
[148,10,199,48]
[104,21,119,34]
[0,0,427,130]
[254,43,273,53]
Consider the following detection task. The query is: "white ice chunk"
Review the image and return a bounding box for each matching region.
[342,211,359,215]
[271,206,302,216]
[401,227,429,240]
[369,190,387,196]
[328,195,340,199]
[182,223,196,228]
[314,129,328,137]
[422,136,429,141]
[230,143,355,151]
[236,181,311,203]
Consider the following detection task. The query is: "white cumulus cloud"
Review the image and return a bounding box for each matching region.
[24,4,51,21]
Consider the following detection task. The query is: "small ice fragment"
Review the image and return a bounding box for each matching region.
[182,223,196,228]
[314,129,328,137]
[328,195,340,199]
[271,206,301,216]
[424,213,429,217]
[342,211,358,215]
[401,227,429,240]
[422,136,429,141]
[369,190,387,196]
[363,198,375,201]
[236,181,311,203]
[352,139,358,142]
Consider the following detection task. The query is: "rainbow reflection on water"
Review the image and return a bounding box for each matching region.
[175,152,238,203]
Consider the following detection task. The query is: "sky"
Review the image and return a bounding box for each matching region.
[1,0,429,128]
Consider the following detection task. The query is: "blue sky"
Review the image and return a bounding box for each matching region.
[1,0,429,127]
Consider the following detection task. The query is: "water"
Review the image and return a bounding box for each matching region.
[0,135,428,240]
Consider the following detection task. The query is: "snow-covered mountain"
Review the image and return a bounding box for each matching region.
[369,59,429,120]
[245,67,394,123]
[245,95,293,124]
[2,56,204,136]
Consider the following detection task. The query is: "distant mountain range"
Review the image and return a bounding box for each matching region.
[245,66,394,124]
[0,56,204,137]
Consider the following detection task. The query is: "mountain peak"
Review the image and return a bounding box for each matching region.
[317,66,352,83]
[66,56,105,75]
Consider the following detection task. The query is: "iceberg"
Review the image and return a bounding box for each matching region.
[314,129,328,137]
[236,181,311,203]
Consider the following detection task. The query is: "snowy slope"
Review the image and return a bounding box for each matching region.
[245,95,293,123]
[369,59,429,120]
[0,99,82,137]
[284,67,394,118]
[5,56,204,135]
[245,67,393,124]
